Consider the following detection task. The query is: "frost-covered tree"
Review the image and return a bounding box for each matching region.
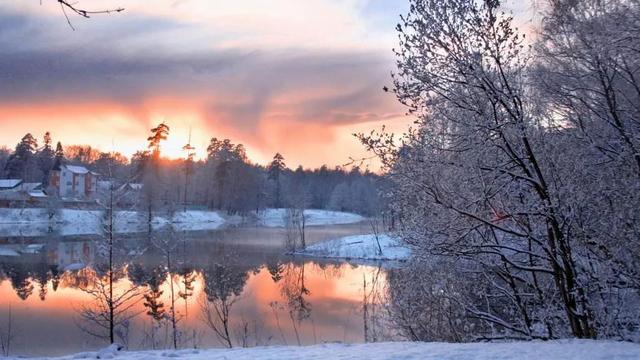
[361,0,640,341]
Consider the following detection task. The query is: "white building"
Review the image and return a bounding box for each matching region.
[49,164,99,199]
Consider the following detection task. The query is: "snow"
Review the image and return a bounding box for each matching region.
[64,164,90,174]
[23,340,640,360]
[171,210,223,224]
[63,262,86,271]
[258,209,364,227]
[29,190,47,197]
[0,208,362,236]
[0,178,22,189]
[297,233,410,261]
[0,246,20,256]
[0,209,226,236]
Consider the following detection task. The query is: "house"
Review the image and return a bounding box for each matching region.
[49,163,99,199]
[0,180,47,206]
[116,182,144,206]
[120,183,144,192]
[19,182,43,192]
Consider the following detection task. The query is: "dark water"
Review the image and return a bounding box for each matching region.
[0,225,388,357]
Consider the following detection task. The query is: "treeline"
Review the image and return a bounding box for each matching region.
[0,128,382,216]
[0,132,62,186]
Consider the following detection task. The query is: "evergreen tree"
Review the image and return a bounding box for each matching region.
[54,141,64,161]
[38,132,55,185]
[267,153,286,208]
[147,122,170,169]
[4,133,38,181]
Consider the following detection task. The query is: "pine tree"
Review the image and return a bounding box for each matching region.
[54,141,64,161]
[267,153,286,208]
[4,133,38,181]
[147,122,170,168]
[38,132,55,186]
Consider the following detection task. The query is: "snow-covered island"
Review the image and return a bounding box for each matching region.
[27,340,640,360]
[295,233,410,262]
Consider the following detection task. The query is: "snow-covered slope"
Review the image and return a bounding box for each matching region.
[297,233,410,261]
[27,340,640,360]
[257,208,364,227]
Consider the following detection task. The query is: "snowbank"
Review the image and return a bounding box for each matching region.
[0,208,226,236]
[0,207,50,223]
[297,233,410,261]
[258,208,364,227]
[28,340,640,360]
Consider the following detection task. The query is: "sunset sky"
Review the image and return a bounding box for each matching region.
[0,0,535,168]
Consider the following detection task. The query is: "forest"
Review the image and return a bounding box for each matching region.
[0,129,382,217]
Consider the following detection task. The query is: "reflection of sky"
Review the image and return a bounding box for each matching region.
[0,262,385,356]
[0,0,533,168]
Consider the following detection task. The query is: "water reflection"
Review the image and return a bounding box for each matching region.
[0,226,387,356]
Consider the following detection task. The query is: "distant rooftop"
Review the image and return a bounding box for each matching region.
[0,179,23,189]
[63,165,90,174]
[20,182,42,192]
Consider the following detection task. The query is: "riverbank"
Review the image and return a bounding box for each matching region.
[0,208,366,237]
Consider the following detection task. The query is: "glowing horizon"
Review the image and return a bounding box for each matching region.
[0,1,534,169]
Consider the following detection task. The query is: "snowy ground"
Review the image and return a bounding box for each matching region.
[257,208,364,227]
[296,233,410,261]
[23,340,640,360]
[0,208,366,237]
[0,208,226,236]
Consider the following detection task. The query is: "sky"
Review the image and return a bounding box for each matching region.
[0,0,537,169]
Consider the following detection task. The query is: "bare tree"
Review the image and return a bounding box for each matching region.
[150,229,181,349]
[357,0,640,340]
[76,154,141,345]
[200,257,247,348]
[0,303,14,357]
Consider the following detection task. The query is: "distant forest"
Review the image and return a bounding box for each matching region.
[0,128,383,216]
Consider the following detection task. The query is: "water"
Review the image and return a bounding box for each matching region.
[0,225,389,357]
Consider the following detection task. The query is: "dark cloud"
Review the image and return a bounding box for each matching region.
[0,9,403,137]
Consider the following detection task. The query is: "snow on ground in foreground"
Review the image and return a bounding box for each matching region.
[27,340,640,360]
[258,208,364,227]
[298,233,410,261]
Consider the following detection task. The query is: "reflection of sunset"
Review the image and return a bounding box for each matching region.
[0,261,386,356]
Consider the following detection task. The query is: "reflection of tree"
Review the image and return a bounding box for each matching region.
[281,263,311,322]
[279,263,311,345]
[150,229,180,349]
[76,266,140,344]
[126,262,148,287]
[49,265,61,292]
[141,264,169,349]
[266,260,284,283]
[142,265,167,322]
[33,261,51,301]
[178,267,196,318]
[6,264,34,301]
[200,258,248,348]
[362,266,383,343]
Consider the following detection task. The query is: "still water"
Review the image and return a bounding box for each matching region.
[0,225,388,357]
